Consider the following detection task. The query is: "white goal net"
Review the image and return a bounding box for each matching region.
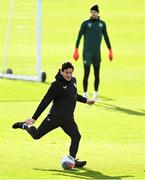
[0,0,46,82]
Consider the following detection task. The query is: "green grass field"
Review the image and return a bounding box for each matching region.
[0,0,145,179]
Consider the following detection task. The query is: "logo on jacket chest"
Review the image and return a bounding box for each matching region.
[62,83,77,90]
[88,23,92,28]
[98,22,103,28]
[63,85,67,89]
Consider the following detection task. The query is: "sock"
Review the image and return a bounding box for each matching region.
[22,123,29,130]
[93,91,98,99]
[83,92,88,98]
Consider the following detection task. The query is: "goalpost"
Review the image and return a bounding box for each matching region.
[0,0,46,82]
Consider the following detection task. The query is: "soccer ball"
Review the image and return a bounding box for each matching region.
[60,155,75,169]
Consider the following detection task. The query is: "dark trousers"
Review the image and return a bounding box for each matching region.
[83,64,100,92]
[25,115,81,158]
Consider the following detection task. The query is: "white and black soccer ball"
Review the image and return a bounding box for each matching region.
[60,155,75,169]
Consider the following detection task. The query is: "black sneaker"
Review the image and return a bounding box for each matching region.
[12,122,26,129]
[74,159,87,168]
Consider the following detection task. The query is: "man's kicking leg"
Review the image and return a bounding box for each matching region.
[12,115,60,139]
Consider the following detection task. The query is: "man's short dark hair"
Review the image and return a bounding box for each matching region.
[61,62,74,72]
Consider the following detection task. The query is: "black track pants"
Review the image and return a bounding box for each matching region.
[25,115,81,158]
[83,65,100,91]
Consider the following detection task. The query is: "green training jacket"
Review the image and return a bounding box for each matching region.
[75,18,111,61]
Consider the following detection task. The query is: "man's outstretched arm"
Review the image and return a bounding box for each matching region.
[26,83,58,125]
[77,94,95,105]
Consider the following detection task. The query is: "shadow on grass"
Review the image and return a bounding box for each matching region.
[78,91,115,102]
[33,167,133,179]
[95,102,145,116]
[98,95,114,101]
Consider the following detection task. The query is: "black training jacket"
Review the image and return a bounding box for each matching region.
[32,70,87,120]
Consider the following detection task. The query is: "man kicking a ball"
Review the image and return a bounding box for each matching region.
[12,62,95,168]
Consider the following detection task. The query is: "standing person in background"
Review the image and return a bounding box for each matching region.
[73,4,113,101]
